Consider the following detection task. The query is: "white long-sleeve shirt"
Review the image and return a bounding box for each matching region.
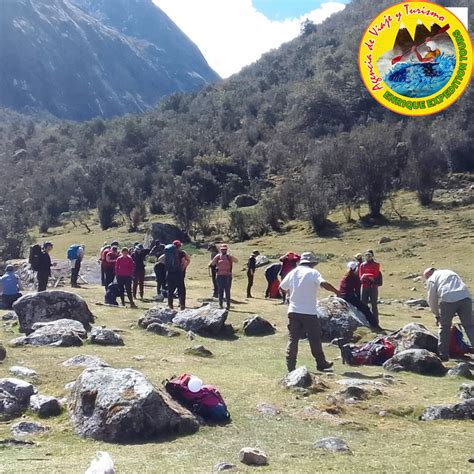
[426,269,471,316]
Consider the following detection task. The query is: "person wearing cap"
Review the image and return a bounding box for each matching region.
[70,245,85,288]
[37,241,54,291]
[280,251,339,372]
[104,245,120,288]
[115,247,137,308]
[358,250,383,327]
[339,262,380,330]
[162,240,190,310]
[132,243,150,300]
[207,243,219,298]
[423,267,474,361]
[246,250,260,298]
[354,253,363,271]
[0,265,22,309]
[210,244,238,310]
[98,242,110,286]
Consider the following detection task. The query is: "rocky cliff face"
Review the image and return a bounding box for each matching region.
[0,0,219,120]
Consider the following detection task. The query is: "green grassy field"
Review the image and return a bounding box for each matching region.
[1,192,473,473]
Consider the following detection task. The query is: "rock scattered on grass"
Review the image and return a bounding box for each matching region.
[184,345,213,358]
[0,378,36,420]
[314,437,352,454]
[448,364,472,379]
[420,399,474,421]
[11,421,49,437]
[242,315,275,336]
[89,327,124,346]
[29,394,62,418]
[459,383,474,400]
[9,366,37,378]
[0,344,6,362]
[239,447,268,466]
[383,349,446,376]
[147,322,181,337]
[256,402,280,417]
[62,355,110,368]
[213,462,236,472]
[387,323,438,354]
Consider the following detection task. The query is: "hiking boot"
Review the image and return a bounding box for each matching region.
[219,304,224,309]
[316,361,334,372]
[180,305,186,311]
[130,303,138,309]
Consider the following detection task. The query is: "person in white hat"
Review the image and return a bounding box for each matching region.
[423,267,474,361]
[280,251,339,372]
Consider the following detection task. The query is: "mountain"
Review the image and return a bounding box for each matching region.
[0,0,219,120]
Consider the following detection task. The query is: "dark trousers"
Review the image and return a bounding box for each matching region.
[247,271,254,297]
[117,276,134,305]
[342,294,378,328]
[37,271,49,292]
[217,274,232,309]
[71,259,81,287]
[167,271,186,309]
[133,269,145,299]
[100,264,106,286]
[286,312,328,371]
[104,268,115,288]
[361,287,379,325]
[211,266,218,297]
[265,274,274,298]
[154,263,167,294]
[1,293,22,309]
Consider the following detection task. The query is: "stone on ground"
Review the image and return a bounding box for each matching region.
[30,394,62,418]
[9,366,37,378]
[420,399,474,421]
[387,323,438,354]
[2,311,16,321]
[256,403,280,417]
[242,315,276,336]
[138,307,177,328]
[314,437,351,453]
[213,462,236,472]
[405,299,429,308]
[89,327,124,346]
[11,421,49,437]
[459,383,474,400]
[68,367,198,442]
[337,384,382,401]
[0,343,6,362]
[147,323,181,337]
[184,345,213,357]
[173,305,228,336]
[239,447,268,466]
[383,349,446,376]
[282,367,312,389]
[13,290,94,335]
[0,378,36,420]
[62,355,110,368]
[448,363,473,379]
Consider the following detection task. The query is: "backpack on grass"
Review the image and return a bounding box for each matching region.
[28,244,42,271]
[449,325,474,358]
[339,337,395,366]
[67,244,81,261]
[165,373,230,423]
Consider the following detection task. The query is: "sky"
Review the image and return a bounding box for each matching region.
[153,0,349,78]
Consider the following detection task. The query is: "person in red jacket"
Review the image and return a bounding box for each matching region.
[279,251,300,301]
[339,261,380,330]
[358,250,382,327]
[115,247,137,308]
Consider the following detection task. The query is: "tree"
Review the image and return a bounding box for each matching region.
[300,19,317,36]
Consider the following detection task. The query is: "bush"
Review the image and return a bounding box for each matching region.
[97,196,116,230]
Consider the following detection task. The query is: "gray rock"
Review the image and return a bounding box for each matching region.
[138,307,177,328]
[0,378,36,420]
[239,447,268,466]
[317,297,370,342]
[448,364,473,379]
[387,323,438,354]
[256,403,279,417]
[405,299,429,308]
[255,255,270,268]
[147,323,181,337]
[68,367,198,442]
[9,319,87,347]
[62,355,110,368]
[173,305,228,336]
[13,290,94,335]
[65,381,76,392]
[233,194,258,208]
[383,349,446,376]
[214,462,236,472]
[11,421,49,437]
[420,399,474,421]
[30,394,62,418]
[314,437,351,453]
[2,311,16,321]
[282,367,312,389]
[89,327,124,346]
[337,385,382,401]
[243,316,275,337]
[379,236,391,244]
[459,383,474,400]
[0,343,6,362]
[184,345,213,357]
[9,366,37,378]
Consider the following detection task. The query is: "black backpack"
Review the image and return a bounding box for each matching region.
[29,244,42,271]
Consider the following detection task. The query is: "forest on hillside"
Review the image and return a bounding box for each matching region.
[0,0,472,261]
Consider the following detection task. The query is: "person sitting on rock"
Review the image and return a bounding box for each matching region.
[423,267,474,362]
[0,265,22,309]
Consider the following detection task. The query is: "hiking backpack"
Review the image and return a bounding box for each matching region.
[67,244,81,261]
[449,325,473,358]
[164,244,179,271]
[165,373,230,423]
[339,337,395,366]
[28,244,42,271]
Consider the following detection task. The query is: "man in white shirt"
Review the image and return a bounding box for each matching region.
[423,267,473,361]
[280,251,339,372]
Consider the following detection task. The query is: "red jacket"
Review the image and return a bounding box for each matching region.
[115,255,135,277]
[358,261,381,289]
[339,273,361,297]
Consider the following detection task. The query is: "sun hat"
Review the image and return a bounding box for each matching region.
[347,261,358,271]
[423,267,435,279]
[354,253,362,259]
[5,264,14,272]
[299,252,318,265]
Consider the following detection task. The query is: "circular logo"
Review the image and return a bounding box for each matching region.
[359,2,473,116]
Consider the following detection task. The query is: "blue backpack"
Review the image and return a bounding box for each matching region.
[67,244,81,260]
[164,244,179,271]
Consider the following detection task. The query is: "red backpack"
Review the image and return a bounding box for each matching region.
[339,337,395,366]
[449,325,473,358]
[165,374,230,423]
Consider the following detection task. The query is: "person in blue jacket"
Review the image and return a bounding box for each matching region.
[0,265,22,309]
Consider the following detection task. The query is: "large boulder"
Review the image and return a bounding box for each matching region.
[243,316,275,337]
[0,378,36,420]
[13,291,94,335]
[317,297,370,342]
[68,367,198,442]
[144,223,190,248]
[420,399,474,421]
[387,323,438,354]
[138,307,177,328]
[89,327,124,346]
[383,349,446,376]
[9,319,87,347]
[173,305,228,336]
[459,383,474,400]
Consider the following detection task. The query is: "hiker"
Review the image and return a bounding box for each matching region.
[0,265,22,309]
[104,244,119,288]
[150,240,166,296]
[354,253,363,271]
[210,244,238,310]
[37,242,54,292]
[280,251,339,372]
[115,247,137,308]
[280,251,300,278]
[132,244,150,299]
[359,250,382,327]
[246,250,260,298]
[423,267,474,362]
[339,261,381,330]
[162,240,190,310]
[104,280,124,306]
[207,243,219,298]
[264,262,282,298]
[68,244,85,288]
[412,41,441,63]
[98,242,110,286]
